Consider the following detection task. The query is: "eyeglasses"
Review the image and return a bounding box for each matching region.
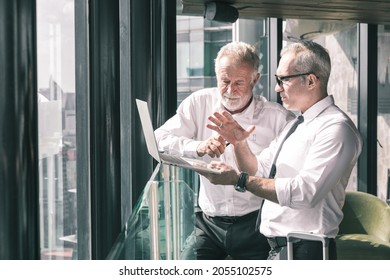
[275,72,312,86]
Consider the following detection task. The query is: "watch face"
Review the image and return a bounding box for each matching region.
[235,172,248,192]
[234,184,246,192]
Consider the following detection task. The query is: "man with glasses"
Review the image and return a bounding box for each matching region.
[275,72,313,87]
[155,41,295,260]
[201,40,363,260]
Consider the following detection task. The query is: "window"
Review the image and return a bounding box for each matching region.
[37,0,77,259]
[377,25,390,202]
[177,16,233,105]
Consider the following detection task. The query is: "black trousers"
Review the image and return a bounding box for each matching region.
[182,211,270,260]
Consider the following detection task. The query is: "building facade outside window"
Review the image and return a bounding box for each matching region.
[37,0,77,259]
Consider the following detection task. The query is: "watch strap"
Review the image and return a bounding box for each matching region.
[234,172,248,192]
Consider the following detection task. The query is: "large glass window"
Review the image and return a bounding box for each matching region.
[177,16,233,105]
[37,0,77,259]
[377,25,390,203]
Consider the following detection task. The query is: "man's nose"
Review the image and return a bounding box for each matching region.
[275,82,283,93]
[228,83,237,92]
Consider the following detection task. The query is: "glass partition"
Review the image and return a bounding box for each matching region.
[107,164,196,260]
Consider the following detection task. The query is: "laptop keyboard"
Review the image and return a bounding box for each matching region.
[159,153,192,166]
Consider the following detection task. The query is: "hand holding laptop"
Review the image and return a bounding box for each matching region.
[197,161,238,186]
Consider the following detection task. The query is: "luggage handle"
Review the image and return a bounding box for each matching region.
[286,231,329,260]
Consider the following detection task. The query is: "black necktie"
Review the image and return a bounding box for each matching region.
[255,115,304,231]
[268,115,304,179]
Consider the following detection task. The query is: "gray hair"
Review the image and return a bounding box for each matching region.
[215,41,260,78]
[281,40,331,91]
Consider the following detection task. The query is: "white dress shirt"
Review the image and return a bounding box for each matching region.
[155,88,295,217]
[257,95,363,238]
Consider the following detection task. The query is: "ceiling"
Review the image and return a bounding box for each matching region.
[179,0,390,25]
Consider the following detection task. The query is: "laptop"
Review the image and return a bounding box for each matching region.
[136,99,222,174]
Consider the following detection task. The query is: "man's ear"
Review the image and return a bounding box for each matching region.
[307,74,316,87]
[253,72,260,84]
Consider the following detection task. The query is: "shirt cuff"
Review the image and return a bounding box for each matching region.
[274,178,291,207]
[183,140,203,158]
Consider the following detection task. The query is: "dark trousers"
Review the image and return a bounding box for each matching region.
[182,211,270,260]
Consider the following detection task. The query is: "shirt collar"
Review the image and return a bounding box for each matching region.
[302,95,334,122]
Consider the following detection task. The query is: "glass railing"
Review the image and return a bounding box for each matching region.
[107,164,197,260]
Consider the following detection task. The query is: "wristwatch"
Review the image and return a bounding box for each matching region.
[234,172,248,193]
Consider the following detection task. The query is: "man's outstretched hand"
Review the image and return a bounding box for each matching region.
[207,111,255,145]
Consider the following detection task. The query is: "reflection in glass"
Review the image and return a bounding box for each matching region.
[37,0,77,259]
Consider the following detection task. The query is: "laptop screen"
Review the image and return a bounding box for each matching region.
[136,99,161,163]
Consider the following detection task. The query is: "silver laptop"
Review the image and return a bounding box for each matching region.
[136,99,222,174]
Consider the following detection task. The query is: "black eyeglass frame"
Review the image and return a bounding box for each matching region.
[275,72,313,86]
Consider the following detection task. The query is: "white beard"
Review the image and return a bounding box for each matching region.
[221,93,248,112]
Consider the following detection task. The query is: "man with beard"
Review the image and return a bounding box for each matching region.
[155,41,295,260]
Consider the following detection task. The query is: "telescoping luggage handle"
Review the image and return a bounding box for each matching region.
[286,231,329,260]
